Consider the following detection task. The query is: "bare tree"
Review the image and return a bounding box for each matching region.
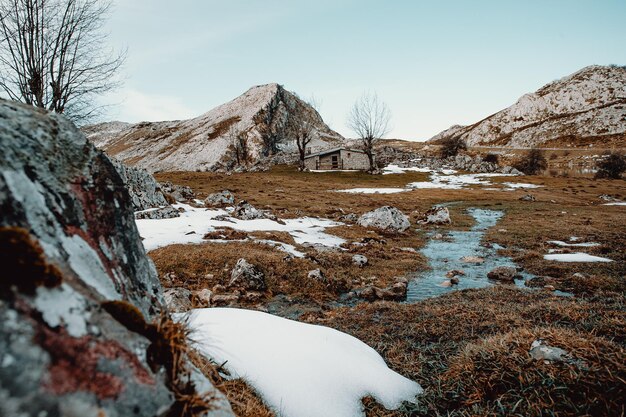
[287,114,315,171]
[347,92,391,172]
[0,0,125,123]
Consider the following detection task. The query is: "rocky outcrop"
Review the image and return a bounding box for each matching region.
[429,65,626,148]
[233,200,271,220]
[84,83,345,173]
[0,100,233,417]
[358,207,411,232]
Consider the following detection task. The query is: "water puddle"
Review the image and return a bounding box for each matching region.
[407,208,533,302]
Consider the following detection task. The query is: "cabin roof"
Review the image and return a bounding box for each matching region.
[304,147,365,159]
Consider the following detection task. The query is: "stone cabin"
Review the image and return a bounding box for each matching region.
[304,147,370,171]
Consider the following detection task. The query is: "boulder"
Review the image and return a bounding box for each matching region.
[358,206,410,232]
[352,254,369,267]
[160,181,195,202]
[0,100,233,416]
[519,194,536,202]
[487,266,521,282]
[229,259,266,291]
[446,269,465,278]
[418,207,451,225]
[163,287,193,313]
[233,200,268,220]
[205,190,235,207]
[194,288,213,306]
[110,158,171,211]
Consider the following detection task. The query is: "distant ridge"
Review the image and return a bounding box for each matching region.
[429,65,626,148]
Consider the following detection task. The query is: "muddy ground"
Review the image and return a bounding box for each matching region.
[153,165,625,417]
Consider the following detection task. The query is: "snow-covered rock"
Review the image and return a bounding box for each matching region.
[84,83,344,172]
[0,100,232,417]
[429,65,626,147]
[358,206,411,232]
[180,308,423,417]
[233,200,268,220]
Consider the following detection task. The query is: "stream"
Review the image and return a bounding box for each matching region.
[406,208,533,302]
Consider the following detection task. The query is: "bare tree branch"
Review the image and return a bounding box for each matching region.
[0,0,125,124]
[347,91,391,172]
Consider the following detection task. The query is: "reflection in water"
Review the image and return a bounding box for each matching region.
[407,209,533,302]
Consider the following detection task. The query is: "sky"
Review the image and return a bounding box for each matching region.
[101,0,626,140]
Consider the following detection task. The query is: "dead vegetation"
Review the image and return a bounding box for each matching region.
[152,165,625,416]
[310,287,626,417]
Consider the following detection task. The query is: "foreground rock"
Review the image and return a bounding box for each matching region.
[0,100,233,417]
[358,206,410,232]
[233,200,270,220]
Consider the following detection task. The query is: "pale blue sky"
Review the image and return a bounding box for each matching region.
[102,0,626,140]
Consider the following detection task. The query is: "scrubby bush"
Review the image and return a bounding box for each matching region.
[515,148,547,175]
[483,153,499,165]
[595,152,626,179]
[439,136,467,158]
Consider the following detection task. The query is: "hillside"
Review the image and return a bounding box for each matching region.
[84,84,344,172]
[429,65,626,148]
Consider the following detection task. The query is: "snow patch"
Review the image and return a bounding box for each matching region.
[179,308,423,417]
[543,253,613,263]
[136,204,344,251]
[336,188,410,194]
[547,240,600,248]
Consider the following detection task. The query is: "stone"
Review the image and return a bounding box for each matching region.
[418,206,451,225]
[229,259,266,291]
[446,269,466,278]
[357,206,411,232]
[308,269,326,281]
[164,287,193,313]
[529,340,570,363]
[340,213,359,222]
[450,276,460,285]
[519,194,536,202]
[110,158,171,211]
[461,256,485,264]
[352,254,369,267]
[194,289,213,306]
[487,266,521,282]
[233,200,268,220]
[358,279,408,302]
[134,205,180,220]
[205,190,235,207]
[211,294,240,306]
[0,100,233,417]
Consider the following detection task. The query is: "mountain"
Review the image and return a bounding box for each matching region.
[429,65,626,148]
[84,84,344,172]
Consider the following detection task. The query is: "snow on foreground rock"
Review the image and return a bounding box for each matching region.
[177,308,423,417]
[136,203,344,251]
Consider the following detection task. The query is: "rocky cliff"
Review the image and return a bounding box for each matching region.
[0,100,233,416]
[429,65,626,148]
[84,83,344,172]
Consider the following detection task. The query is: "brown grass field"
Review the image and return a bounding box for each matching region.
[152,165,625,416]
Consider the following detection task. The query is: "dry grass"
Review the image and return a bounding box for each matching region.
[152,165,625,415]
[310,287,626,417]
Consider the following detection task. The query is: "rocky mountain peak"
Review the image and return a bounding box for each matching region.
[84,83,344,173]
[429,65,626,148]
